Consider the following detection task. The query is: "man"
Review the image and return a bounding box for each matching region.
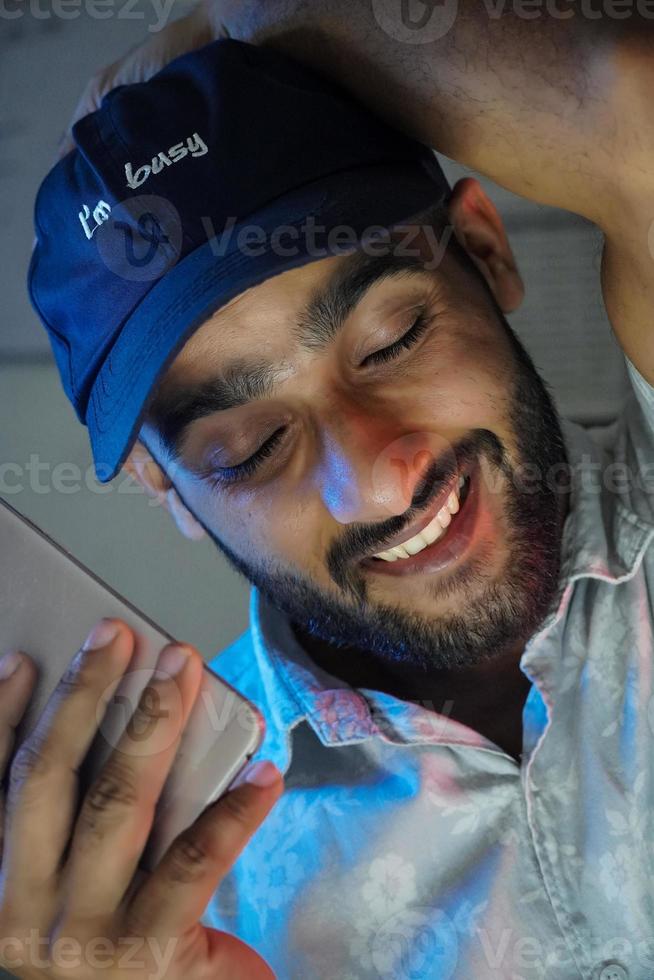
[4,3,654,979]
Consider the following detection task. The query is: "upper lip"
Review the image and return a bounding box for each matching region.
[363,466,465,560]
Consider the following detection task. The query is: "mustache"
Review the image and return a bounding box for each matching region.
[326,429,507,595]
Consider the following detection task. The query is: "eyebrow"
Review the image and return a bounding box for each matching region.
[146,250,431,462]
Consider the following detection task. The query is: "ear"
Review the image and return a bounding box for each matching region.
[447,178,525,314]
[122,440,206,542]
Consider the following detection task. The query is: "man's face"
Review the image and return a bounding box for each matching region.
[143,223,567,671]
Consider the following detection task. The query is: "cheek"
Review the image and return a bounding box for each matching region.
[408,327,515,431]
[256,492,332,574]
[191,482,327,573]
[175,481,260,562]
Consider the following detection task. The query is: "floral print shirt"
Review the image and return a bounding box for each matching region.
[203,357,654,980]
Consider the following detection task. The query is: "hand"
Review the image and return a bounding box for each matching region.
[0,619,283,979]
[55,2,219,161]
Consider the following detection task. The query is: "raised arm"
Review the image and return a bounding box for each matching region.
[214,1,651,224]
[216,0,654,387]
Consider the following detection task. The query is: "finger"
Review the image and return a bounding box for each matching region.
[0,652,38,776]
[127,761,284,941]
[59,643,204,927]
[0,651,37,867]
[2,620,134,912]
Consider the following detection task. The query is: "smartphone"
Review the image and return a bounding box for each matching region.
[0,496,264,872]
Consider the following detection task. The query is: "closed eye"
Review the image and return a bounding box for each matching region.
[361,310,433,367]
[208,427,286,487]
[207,310,434,488]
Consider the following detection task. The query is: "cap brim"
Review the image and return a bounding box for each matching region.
[87,159,450,483]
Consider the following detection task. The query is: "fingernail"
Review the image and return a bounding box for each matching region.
[152,645,189,680]
[240,760,280,789]
[0,650,22,681]
[83,619,119,651]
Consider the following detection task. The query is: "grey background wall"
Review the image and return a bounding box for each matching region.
[0,3,630,977]
[1,2,255,666]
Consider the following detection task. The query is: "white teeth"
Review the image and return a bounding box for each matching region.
[373,476,467,562]
[403,534,428,556]
[375,550,398,562]
[421,517,446,547]
[437,506,452,529]
[447,492,459,515]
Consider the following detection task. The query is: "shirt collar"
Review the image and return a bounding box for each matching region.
[248,419,654,765]
[557,418,654,585]
[519,419,654,682]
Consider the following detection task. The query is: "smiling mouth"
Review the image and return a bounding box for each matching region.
[356,460,483,579]
[371,473,472,563]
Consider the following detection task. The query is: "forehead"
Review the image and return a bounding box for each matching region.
[165,237,447,390]
[169,251,345,380]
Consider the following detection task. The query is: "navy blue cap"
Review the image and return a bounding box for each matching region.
[28,38,450,483]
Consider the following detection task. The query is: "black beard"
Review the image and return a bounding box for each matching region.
[200,318,568,673]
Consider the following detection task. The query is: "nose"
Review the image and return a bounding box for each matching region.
[315,413,450,526]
